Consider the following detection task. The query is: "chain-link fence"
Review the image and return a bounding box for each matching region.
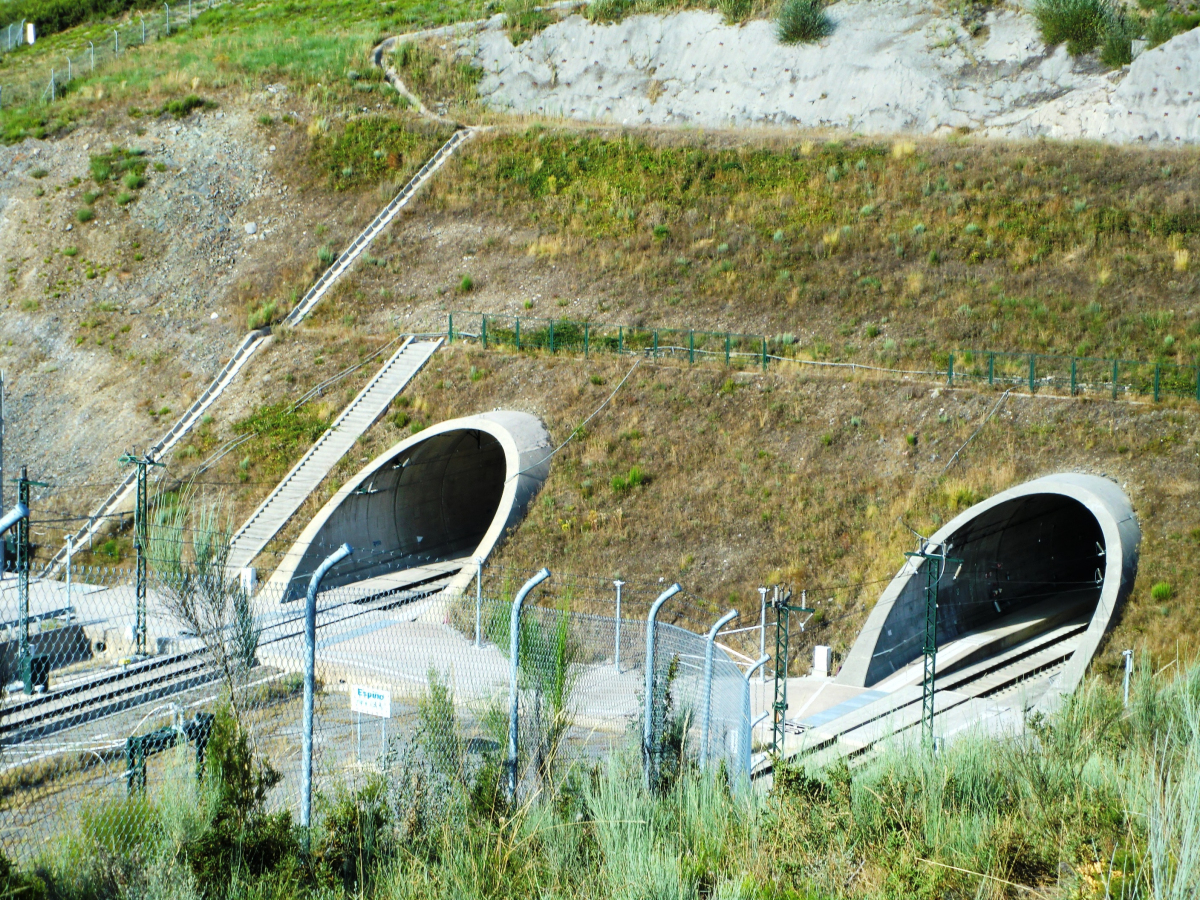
[419,310,1200,405]
[0,0,226,109]
[0,559,757,860]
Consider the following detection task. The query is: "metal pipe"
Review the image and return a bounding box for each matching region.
[474,558,483,648]
[506,567,550,803]
[742,655,770,780]
[301,542,352,832]
[642,582,681,791]
[613,580,625,672]
[0,501,28,535]
[758,587,767,683]
[65,536,73,626]
[700,609,738,770]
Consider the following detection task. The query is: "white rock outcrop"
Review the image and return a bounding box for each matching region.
[469,1,1200,143]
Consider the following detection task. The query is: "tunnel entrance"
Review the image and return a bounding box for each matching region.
[863,494,1105,687]
[282,429,508,596]
[266,411,552,603]
[838,474,1139,697]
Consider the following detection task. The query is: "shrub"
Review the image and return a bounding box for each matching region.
[777,0,834,43]
[719,0,752,24]
[123,172,145,189]
[159,94,212,118]
[586,0,632,22]
[1145,10,1182,48]
[1099,9,1137,66]
[1151,581,1173,602]
[590,374,605,386]
[76,207,94,222]
[116,192,134,205]
[30,167,48,179]
[1033,0,1109,55]
[247,299,279,330]
[611,465,646,492]
[318,244,336,266]
[459,274,474,292]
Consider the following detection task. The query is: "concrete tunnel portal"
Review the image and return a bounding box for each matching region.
[839,474,1140,700]
[265,411,552,600]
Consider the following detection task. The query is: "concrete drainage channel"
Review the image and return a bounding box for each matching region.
[41,74,476,577]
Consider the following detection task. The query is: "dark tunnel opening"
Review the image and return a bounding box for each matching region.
[866,494,1106,686]
[287,429,508,593]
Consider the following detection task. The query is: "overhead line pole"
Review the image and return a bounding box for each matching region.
[906,540,961,751]
[120,451,164,657]
[771,587,813,756]
[15,467,49,693]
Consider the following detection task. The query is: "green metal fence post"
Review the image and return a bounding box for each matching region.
[988,352,994,386]
[725,333,730,367]
[584,322,589,358]
[653,330,658,359]
[448,313,454,344]
[1112,360,1119,400]
[1028,354,1036,393]
[1070,358,1077,396]
[516,317,521,351]
[1196,366,1200,403]
[619,326,624,354]
[549,320,555,354]
[689,330,694,364]
[1153,364,1161,402]
[947,353,954,387]
[761,336,767,371]
[482,315,487,349]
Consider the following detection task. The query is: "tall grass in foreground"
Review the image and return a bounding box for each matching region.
[13,657,1200,898]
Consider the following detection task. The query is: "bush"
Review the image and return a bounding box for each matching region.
[123,172,145,189]
[459,273,474,292]
[158,95,212,118]
[116,191,134,205]
[586,0,632,22]
[76,207,94,222]
[318,244,335,266]
[718,0,752,24]
[30,167,48,179]
[1145,9,1182,47]
[1099,9,1136,66]
[1033,0,1110,55]
[246,299,279,330]
[1151,581,1173,602]
[777,0,834,43]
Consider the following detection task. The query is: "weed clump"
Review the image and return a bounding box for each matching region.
[777,0,834,43]
[158,95,214,118]
[1033,0,1110,55]
[75,207,94,222]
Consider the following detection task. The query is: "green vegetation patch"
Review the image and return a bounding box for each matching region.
[315,115,452,190]
[89,146,146,185]
[231,401,329,482]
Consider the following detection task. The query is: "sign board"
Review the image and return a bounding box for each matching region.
[350,685,391,719]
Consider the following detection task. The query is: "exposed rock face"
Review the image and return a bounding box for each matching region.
[471,2,1200,143]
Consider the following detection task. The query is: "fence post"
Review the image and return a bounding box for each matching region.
[89,42,94,72]
[613,579,624,672]
[689,330,694,364]
[302,543,353,836]
[643,583,682,792]
[759,587,768,684]
[1028,354,1036,393]
[761,336,767,371]
[947,353,954,386]
[114,30,119,54]
[700,610,738,770]
[165,3,170,33]
[1195,366,1200,403]
[447,312,454,344]
[481,314,487,349]
[653,330,658,359]
[516,317,521,350]
[988,352,994,386]
[49,70,54,102]
[1112,360,1119,400]
[742,656,770,785]
[549,320,555,354]
[507,568,551,803]
[1153,364,1161,402]
[475,559,483,649]
[1070,358,1077,396]
[725,333,730,367]
[618,326,623,354]
[141,14,146,43]
[584,322,589,358]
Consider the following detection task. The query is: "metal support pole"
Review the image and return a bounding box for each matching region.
[618,326,623,354]
[743,655,770,781]
[141,15,146,43]
[1070,358,1077,396]
[725,333,730,367]
[613,580,624,672]
[947,352,954,386]
[114,30,119,55]
[583,322,589,358]
[549,320,555,354]
[643,583,681,791]
[121,452,162,657]
[165,4,170,34]
[447,312,453,344]
[301,543,352,833]
[761,336,767,371]
[515,317,521,350]
[1028,354,1036,393]
[14,468,43,694]
[1112,359,1119,400]
[65,536,73,625]
[700,610,738,770]
[50,70,54,102]
[89,42,94,72]
[1153,364,1161,403]
[758,587,768,684]
[688,330,694,364]
[653,330,658,359]
[66,57,70,80]
[1122,649,1133,707]
[481,314,487,349]
[506,568,550,803]
[474,559,483,648]
[907,543,960,751]
[988,352,994,386]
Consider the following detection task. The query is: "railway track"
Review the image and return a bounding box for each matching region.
[0,567,460,746]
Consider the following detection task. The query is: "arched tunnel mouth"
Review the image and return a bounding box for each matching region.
[287,428,508,593]
[865,493,1107,687]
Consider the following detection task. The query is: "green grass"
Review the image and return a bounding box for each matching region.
[776,0,833,42]
[1033,0,1112,55]
[14,656,1200,898]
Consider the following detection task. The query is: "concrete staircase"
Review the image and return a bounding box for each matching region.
[225,337,442,573]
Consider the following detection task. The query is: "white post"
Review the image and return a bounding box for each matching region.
[114,30,119,55]
[759,586,768,683]
[613,579,625,672]
[700,609,738,770]
[89,42,94,72]
[1122,649,1133,707]
[474,559,482,648]
[165,4,170,34]
[64,536,73,625]
[66,56,70,80]
[140,15,145,44]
